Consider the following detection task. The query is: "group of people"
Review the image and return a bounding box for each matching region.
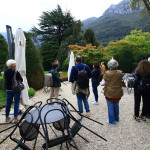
[4,56,150,125]
[69,56,123,124]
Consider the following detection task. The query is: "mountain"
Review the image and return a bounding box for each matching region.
[82,17,97,27]
[83,0,150,46]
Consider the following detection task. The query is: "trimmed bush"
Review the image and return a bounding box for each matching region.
[24,32,44,90]
[28,88,35,97]
[0,34,8,73]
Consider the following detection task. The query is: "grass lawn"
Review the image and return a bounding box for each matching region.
[0,76,3,79]
[0,90,6,107]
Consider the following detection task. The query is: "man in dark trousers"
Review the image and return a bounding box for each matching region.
[69,55,92,116]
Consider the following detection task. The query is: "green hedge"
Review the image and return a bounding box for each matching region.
[0,90,6,108]
[0,78,5,90]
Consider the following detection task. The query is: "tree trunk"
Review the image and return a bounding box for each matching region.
[142,0,150,16]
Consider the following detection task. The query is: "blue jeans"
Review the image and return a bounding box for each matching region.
[106,100,119,124]
[76,92,90,113]
[92,82,99,101]
[6,90,21,117]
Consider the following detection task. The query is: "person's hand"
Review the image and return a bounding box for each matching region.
[59,71,62,74]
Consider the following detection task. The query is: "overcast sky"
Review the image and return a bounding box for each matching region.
[0,0,122,33]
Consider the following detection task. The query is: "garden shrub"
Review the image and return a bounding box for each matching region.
[0,34,8,74]
[119,50,135,73]
[28,88,35,97]
[70,44,110,69]
[24,32,45,90]
[0,90,6,108]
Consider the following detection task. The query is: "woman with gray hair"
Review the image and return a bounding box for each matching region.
[103,58,123,125]
[4,59,23,123]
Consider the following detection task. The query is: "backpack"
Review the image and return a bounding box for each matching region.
[12,70,24,92]
[75,64,89,89]
[45,72,53,87]
[97,73,103,82]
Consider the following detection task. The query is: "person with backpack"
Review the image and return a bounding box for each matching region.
[49,63,62,101]
[69,55,92,117]
[91,61,101,105]
[133,60,150,121]
[4,59,23,123]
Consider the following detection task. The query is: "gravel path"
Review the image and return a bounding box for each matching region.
[0,81,150,150]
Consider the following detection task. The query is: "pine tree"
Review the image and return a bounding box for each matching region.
[32,5,75,70]
[0,34,8,74]
[24,32,44,90]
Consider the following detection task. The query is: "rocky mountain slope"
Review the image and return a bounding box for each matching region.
[83,0,150,46]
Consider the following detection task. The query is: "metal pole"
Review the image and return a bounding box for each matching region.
[6,25,13,59]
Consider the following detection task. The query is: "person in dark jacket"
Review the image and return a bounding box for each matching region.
[49,63,62,101]
[91,61,101,105]
[4,59,23,123]
[69,55,92,116]
[134,60,150,121]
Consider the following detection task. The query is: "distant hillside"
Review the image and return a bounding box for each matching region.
[82,17,97,27]
[83,0,150,46]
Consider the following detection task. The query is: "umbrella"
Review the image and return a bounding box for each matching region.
[68,51,75,81]
[14,28,29,105]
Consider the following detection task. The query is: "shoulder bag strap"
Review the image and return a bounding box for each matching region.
[104,70,117,89]
[13,70,17,79]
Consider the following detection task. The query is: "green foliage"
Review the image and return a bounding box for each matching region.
[57,20,87,69]
[32,5,76,70]
[24,32,44,90]
[28,88,35,97]
[119,50,135,73]
[0,34,8,73]
[83,11,150,46]
[32,5,74,46]
[0,90,6,108]
[0,78,5,90]
[136,52,150,62]
[62,57,69,71]
[40,43,59,70]
[106,30,150,72]
[84,28,99,47]
[72,45,110,69]
[130,0,150,16]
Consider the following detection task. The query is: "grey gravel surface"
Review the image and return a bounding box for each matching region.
[0,81,150,150]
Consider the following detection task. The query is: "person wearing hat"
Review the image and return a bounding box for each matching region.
[103,58,123,125]
[4,59,23,123]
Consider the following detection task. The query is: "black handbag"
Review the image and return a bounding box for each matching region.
[141,78,150,92]
[12,70,24,92]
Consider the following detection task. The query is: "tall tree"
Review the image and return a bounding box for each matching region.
[32,5,75,70]
[130,0,150,16]
[32,5,74,46]
[84,28,99,47]
[0,34,8,74]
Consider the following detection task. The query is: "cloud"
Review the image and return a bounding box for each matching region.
[0,0,122,32]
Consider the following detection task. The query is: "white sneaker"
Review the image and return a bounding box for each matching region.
[106,120,115,125]
[91,99,95,102]
[92,101,99,105]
